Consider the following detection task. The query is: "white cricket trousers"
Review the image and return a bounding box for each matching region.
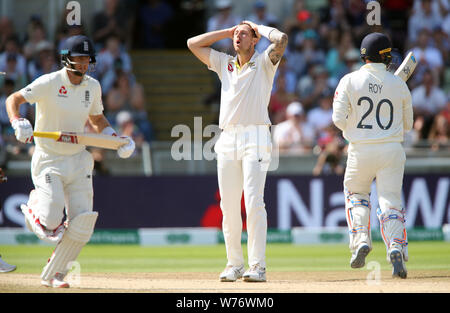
[215,125,272,268]
[28,148,94,230]
[344,141,408,257]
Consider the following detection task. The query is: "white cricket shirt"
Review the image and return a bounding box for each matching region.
[332,63,413,144]
[208,49,280,129]
[20,68,104,156]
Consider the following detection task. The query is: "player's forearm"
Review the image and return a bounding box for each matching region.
[260,25,288,65]
[187,28,232,49]
[5,91,26,121]
[89,114,113,134]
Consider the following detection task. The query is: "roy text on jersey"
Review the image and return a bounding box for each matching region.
[368,83,382,94]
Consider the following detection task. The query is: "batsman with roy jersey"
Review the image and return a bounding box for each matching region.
[5,35,135,288]
[188,21,287,282]
[332,33,413,279]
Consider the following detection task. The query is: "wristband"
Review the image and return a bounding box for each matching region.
[258,25,275,39]
[102,126,117,136]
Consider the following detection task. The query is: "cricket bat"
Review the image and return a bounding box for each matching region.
[33,131,129,150]
[394,51,417,82]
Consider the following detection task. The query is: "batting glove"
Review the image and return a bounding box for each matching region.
[117,136,135,159]
[11,118,34,144]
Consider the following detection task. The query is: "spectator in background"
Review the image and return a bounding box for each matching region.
[130,83,153,142]
[0,17,17,53]
[344,0,367,41]
[287,29,325,80]
[323,0,351,32]
[312,125,346,176]
[269,75,297,125]
[27,41,58,81]
[273,101,314,154]
[408,0,444,44]
[272,57,297,95]
[137,0,174,49]
[0,54,27,89]
[411,68,447,138]
[0,36,27,78]
[246,0,278,53]
[296,64,334,111]
[306,88,334,142]
[95,35,133,93]
[116,110,145,151]
[337,48,362,79]
[410,28,444,84]
[92,0,129,49]
[428,113,449,150]
[431,26,450,67]
[105,71,134,126]
[443,10,450,37]
[412,0,449,22]
[206,0,241,54]
[325,29,353,81]
[23,15,47,60]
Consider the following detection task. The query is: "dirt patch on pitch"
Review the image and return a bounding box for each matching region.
[1,271,449,293]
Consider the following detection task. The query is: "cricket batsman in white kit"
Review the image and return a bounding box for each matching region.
[6,35,135,287]
[188,21,287,282]
[332,33,413,279]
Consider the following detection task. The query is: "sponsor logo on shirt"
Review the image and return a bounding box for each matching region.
[227,63,234,72]
[82,90,90,108]
[58,85,68,97]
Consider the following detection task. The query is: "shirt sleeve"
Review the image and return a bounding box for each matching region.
[19,74,50,105]
[332,75,351,131]
[89,81,104,116]
[208,49,226,80]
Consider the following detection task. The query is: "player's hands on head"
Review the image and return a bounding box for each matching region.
[228,26,238,38]
[242,20,261,40]
[11,118,33,144]
[117,136,135,159]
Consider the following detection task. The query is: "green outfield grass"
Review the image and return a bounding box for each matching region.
[1,241,450,274]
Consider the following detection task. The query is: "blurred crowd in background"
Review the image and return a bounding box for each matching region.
[0,0,449,175]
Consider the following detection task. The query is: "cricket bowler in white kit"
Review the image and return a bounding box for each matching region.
[332,33,413,279]
[188,21,287,282]
[6,35,135,288]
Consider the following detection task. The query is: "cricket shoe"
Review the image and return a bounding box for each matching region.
[0,255,16,273]
[243,264,266,282]
[390,249,407,279]
[350,244,370,269]
[220,265,245,282]
[41,273,70,288]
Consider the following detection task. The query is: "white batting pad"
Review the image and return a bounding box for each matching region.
[377,207,408,262]
[41,212,98,281]
[345,190,372,252]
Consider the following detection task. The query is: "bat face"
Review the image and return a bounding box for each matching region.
[394,52,417,82]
